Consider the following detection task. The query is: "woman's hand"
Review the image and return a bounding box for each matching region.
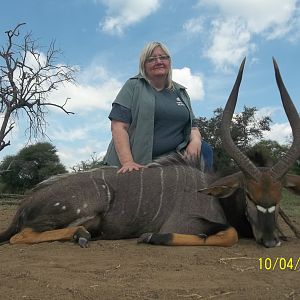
[185,127,202,157]
[111,123,202,172]
[117,161,144,174]
[111,120,144,173]
[185,140,201,157]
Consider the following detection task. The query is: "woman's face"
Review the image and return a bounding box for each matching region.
[144,46,170,81]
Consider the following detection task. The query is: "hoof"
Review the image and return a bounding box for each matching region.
[73,227,91,248]
[137,233,153,244]
[78,237,89,248]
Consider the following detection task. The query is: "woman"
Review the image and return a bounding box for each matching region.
[103,41,213,173]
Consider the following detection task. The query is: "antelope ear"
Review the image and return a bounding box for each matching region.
[198,172,243,198]
[283,174,300,195]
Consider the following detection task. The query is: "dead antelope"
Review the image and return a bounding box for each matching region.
[0,154,238,248]
[0,58,298,249]
[200,58,300,248]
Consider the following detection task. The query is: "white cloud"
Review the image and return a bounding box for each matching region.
[196,0,299,69]
[253,107,292,144]
[49,114,111,142]
[172,67,205,101]
[202,0,297,34]
[50,64,122,113]
[255,106,281,119]
[51,80,121,112]
[183,17,204,34]
[57,136,111,170]
[203,18,256,70]
[50,125,92,142]
[52,120,112,169]
[263,122,292,144]
[99,0,160,35]
[9,49,119,115]
[57,145,95,169]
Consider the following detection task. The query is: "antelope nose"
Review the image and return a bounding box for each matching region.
[262,238,280,248]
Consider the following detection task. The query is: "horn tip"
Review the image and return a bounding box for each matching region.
[240,57,246,71]
[272,57,279,69]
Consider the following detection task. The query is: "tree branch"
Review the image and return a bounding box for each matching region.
[0,23,76,150]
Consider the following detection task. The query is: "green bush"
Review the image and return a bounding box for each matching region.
[0,142,67,193]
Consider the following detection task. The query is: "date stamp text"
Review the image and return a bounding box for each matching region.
[259,257,300,271]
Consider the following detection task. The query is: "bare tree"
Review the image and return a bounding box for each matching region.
[0,23,76,151]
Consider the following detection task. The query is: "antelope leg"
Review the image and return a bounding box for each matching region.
[138,227,238,247]
[9,226,91,246]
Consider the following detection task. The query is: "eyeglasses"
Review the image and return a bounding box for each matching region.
[146,55,170,63]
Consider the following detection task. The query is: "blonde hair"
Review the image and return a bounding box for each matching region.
[139,41,173,89]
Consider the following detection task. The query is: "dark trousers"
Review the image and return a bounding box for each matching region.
[201,140,213,172]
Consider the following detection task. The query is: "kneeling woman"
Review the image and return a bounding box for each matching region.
[104,41,213,173]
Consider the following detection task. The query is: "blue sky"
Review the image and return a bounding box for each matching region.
[1,0,300,169]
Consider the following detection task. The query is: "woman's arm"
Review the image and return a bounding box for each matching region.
[111,120,144,173]
[185,127,202,157]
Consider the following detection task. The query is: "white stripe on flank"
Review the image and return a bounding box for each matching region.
[181,165,186,185]
[101,170,112,204]
[190,166,197,194]
[152,167,164,222]
[133,168,144,221]
[91,175,102,199]
[191,166,197,185]
[174,166,179,201]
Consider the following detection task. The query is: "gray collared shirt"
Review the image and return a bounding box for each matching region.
[103,74,196,166]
